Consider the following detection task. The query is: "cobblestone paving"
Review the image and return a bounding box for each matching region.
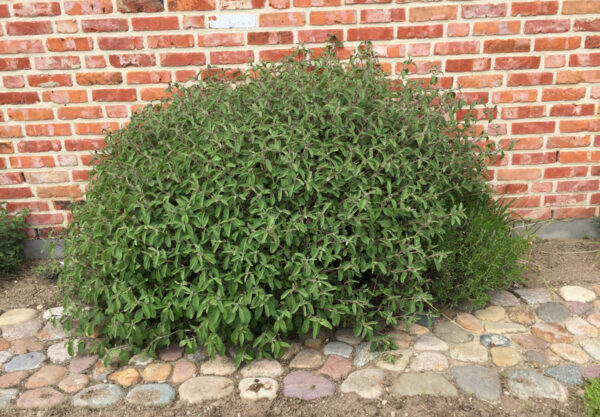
[1,284,599,410]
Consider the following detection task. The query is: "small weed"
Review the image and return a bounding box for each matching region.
[34,260,62,280]
[585,378,600,416]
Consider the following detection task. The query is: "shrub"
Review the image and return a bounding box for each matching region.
[586,378,600,417]
[426,196,532,309]
[35,259,62,280]
[60,44,501,364]
[0,205,28,275]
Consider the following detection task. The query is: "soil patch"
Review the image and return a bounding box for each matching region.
[522,238,600,289]
[5,392,582,417]
[0,259,61,312]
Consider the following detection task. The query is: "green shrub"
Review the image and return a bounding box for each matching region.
[426,197,532,309]
[586,378,600,417]
[60,44,501,364]
[34,260,62,280]
[0,205,28,275]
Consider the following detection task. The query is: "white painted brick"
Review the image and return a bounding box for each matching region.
[208,14,256,29]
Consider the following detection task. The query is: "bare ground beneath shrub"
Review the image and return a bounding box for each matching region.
[1,238,598,416]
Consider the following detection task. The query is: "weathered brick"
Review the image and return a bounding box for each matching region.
[507,72,553,86]
[462,4,507,18]
[473,21,521,35]
[210,50,253,65]
[46,37,94,52]
[82,18,128,32]
[248,31,294,45]
[0,187,34,199]
[548,135,591,148]
[535,37,580,51]
[484,39,530,53]
[64,0,113,15]
[58,106,103,119]
[6,21,53,36]
[10,156,56,168]
[524,19,570,33]
[347,27,393,41]
[542,87,585,101]
[65,139,106,150]
[512,1,559,16]
[76,72,123,85]
[512,152,556,164]
[397,24,442,39]
[160,52,206,66]
[0,58,31,71]
[434,41,479,55]
[147,34,195,48]
[24,171,70,184]
[117,0,165,12]
[0,92,40,105]
[132,16,180,30]
[35,56,81,70]
[8,108,54,121]
[167,0,216,10]
[360,8,405,23]
[37,185,82,198]
[512,121,555,134]
[446,58,491,72]
[108,54,156,67]
[126,71,171,84]
[309,10,354,25]
[74,122,118,135]
[0,40,45,54]
[13,2,62,16]
[92,89,137,101]
[563,1,600,14]
[198,33,245,47]
[495,56,540,70]
[17,140,61,153]
[500,105,545,119]
[99,36,144,50]
[409,5,457,22]
[4,75,26,88]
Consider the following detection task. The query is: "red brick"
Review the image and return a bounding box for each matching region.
[409,5,457,22]
[549,104,595,116]
[500,105,545,119]
[4,75,26,88]
[560,119,600,133]
[434,41,479,55]
[345,0,390,3]
[570,53,600,67]
[0,173,23,185]
[473,21,521,35]
[524,19,570,33]
[268,0,289,8]
[0,187,34,199]
[76,72,123,85]
[507,72,553,86]
[574,19,600,31]
[56,20,79,33]
[74,122,118,135]
[0,92,40,105]
[167,0,216,10]
[132,16,180,31]
[8,108,54,121]
[563,1,600,14]
[64,0,113,14]
[140,87,170,101]
[545,194,587,205]
[545,166,588,178]
[397,24,442,38]
[258,12,305,27]
[248,31,294,45]
[117,0,165,12]
[545,55,565,68]
[17,140,61,152]
[210,50,253,65]
[25,124,71,137]
[0,142,15,154]
[512,152,556,165]
[462,3,506,18]
[495,56,540,70]
[0,58,31,71]
[26,214,64,226]
[556,180,598,192]
[160,52,206,66]
[548,135,591,148]
[558,151,591,163]
[347,27,393,41]
[446,58,491,72]
[459,92,489,104]
[198,33,245,47]
[35,56,81,70]
[10,156,56,168]
[85,55,107,68]
[126,71,171,84]
[500,137,543,150]
[176,70,198,82]
[182,15,205,28]
[309,10,354,25]
[82,18,128,32]
[447,23,470,37]
[105,105,128,117]
[147,34,195,48]
[6,21,53,36]
[542,87,585,101]
[37,185,82,198]
[72,170,91,181]
[58,106,103,119]
[5,202,50,212]
[24,171,70,184]
[13,2,62,16]
[46,37,94,52]
[360,8,405,23]
[109,54,156,67]
[259,49,296,61]
[457,74,503,88]
[492,89,537,103]
[535,37,580,51]
[483,39,530,53]
[295,0,340,5]
[64,139,106,151]
[495,183,529,194]
[497,168,541,180]
[553,207,596,219]
[408,43,430,57]
[500,196,541,208]
[0,40,45,54]
[99,36,144,50]
[512,1,559,16]
[92,89,137,102]
[512,121,555,134]
[586,35,600,48]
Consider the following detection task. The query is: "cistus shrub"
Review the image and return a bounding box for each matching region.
[60,44,502,364]
[0,205,28,275]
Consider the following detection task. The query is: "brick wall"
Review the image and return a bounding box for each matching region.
[0,0,599,238]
